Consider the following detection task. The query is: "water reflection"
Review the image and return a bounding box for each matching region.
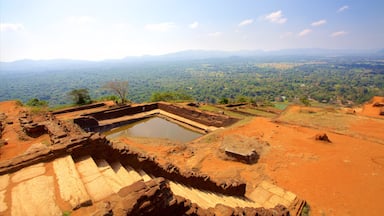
[104,117,203,143]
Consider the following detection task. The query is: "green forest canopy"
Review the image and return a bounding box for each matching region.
[1,56,383,107]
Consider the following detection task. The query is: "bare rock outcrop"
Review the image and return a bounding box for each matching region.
[111,177,290,216]
[315,133,331,143]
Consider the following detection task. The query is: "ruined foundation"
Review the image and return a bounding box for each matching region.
[0,102,305,215]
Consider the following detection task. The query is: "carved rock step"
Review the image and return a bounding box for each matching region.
[53,155,92,209]
[109,161,143,186]
[169,181,261,209]
[75,156,114,202]
[137,169,152,182]
[95,159,127,193]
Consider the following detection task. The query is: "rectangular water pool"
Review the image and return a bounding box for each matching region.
[104,117,203,143]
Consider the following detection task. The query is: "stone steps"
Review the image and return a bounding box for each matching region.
[53,155,92,209]
[2,154,297,215]
[169,181,261,209]
[109,161,141,186]
[123,165,145,183]
[95,159,126,193]
[137,169,152,182]
[75,156,114,202]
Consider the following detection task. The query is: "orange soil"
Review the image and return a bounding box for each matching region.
[115,101,384,216]
[359,96,384,118]
[228,117,384,216]
[2,99,384,216]
[0,101,50,161]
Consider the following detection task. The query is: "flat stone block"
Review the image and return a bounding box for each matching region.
[11,163,45,183]
[0,174,9,191]
[283,191,297,203]
[268,194,291,207]
[0,190,7,212]
[11,175,61,216]
[259,181,275,190]
[249,186,272,205]
[268,186,285,197]
[53,155,91,209]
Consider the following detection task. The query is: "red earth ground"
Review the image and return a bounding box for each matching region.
[1,98,384,216]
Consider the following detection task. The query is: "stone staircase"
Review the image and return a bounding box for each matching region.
[0,155,298,215]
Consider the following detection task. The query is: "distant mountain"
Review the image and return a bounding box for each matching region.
[1,49,382,71]
[0,59,97,72]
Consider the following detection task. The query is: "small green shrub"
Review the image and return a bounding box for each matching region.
[301,203,310,216]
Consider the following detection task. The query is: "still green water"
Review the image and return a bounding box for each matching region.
[104,117,203,143]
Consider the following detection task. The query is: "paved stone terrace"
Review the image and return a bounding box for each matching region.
[0,154,300,215]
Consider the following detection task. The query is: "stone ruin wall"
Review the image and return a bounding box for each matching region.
[0,108,299,215]
[157,102,238,127]
[0,132,290,215]
[52,102,106,115]
[84,104,158,121]
[74,102,239,131]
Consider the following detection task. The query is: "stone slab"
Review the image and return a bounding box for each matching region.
[11,175,61,216]
[96,159,125,193]
[53,155,91,209]
[0,190,7,212]
[123,165,144,183]
[249,186,273,205]
[170,181,260,209]
[76,156,114,202]
[268,194,291,207]
[268,185,286,197]
[110,161,140,186]
[0,174,9,191]
[137,169,152,182]
[11,163,45,183]
[283,191,297,203]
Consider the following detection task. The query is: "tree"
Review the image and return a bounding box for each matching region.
[300,96,311,107]
[26,98,48,107]
[150,91,193,102]
[219,97,229,104]
[103,81,129,104]
[68,89,91,105]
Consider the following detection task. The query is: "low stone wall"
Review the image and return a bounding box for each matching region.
[73,102,239,131]
[158,102,238,127]
[52,102,106,115]
[85,104,158,121]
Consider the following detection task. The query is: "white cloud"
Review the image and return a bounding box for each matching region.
[238,19,254,27]
[67,16,95,25]
[208,32,222,37]
[189,21,199,29]
[331,31,347,37]
[298,29,312,37]
[145,22,176,32]
[338,5,349,13]
[265,10,287,24]
[311,19,327,27]
[0,23,24,32]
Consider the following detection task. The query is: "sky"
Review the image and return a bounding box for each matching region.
[1,0,383,61]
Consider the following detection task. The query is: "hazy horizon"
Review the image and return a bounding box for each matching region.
[1,0,384,62]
